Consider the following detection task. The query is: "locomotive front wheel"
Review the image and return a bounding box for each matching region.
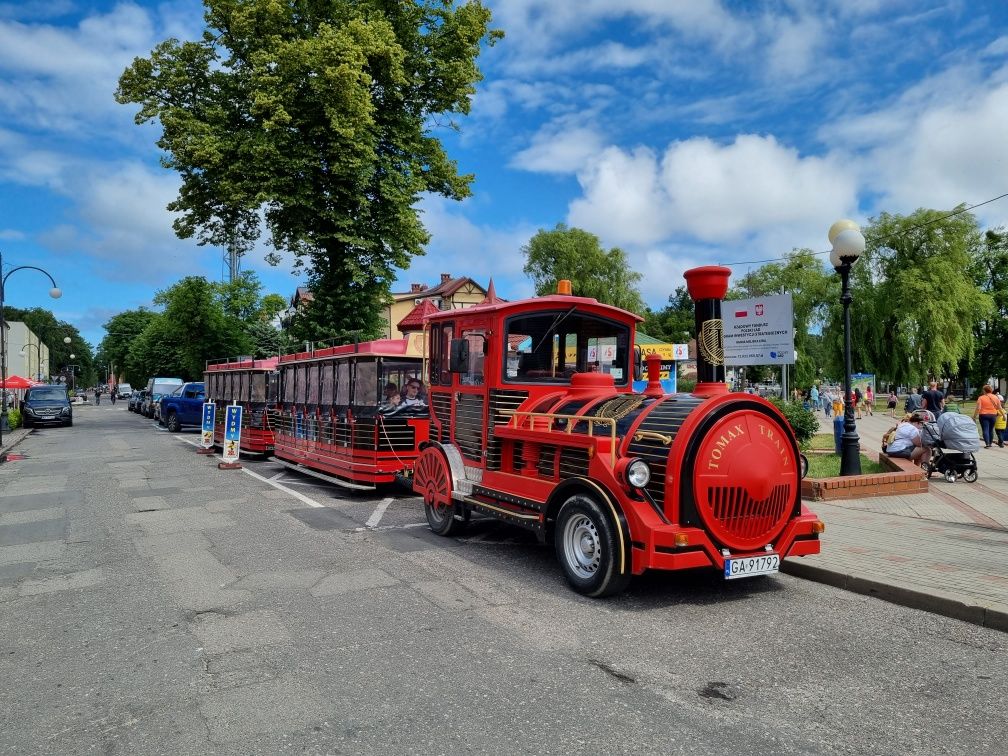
[415,447,463,536]
[554,494,629,598]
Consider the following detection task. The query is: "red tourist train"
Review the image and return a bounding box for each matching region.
[269,333,430,488]
[410,266,822,596]
[203,357,279,454]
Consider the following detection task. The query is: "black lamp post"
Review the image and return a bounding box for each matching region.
[1,251,62,445]
[829,220,866,476]
[20,339,43,381]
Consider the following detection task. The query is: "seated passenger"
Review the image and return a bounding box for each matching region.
[378,381,401,414]
[401,379,425,407]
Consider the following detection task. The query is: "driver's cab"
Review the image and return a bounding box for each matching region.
[424,288,641,473]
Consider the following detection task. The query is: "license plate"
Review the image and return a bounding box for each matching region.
[724,553,779,580]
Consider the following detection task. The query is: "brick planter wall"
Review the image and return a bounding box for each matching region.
[801,454,927,501]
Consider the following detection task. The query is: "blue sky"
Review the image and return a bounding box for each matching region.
[2,0,1007,350]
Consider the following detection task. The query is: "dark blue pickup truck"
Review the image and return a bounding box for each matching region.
[158,382,205,432]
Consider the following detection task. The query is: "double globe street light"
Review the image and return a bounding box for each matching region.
[829,219,867,476]
[0,251,62,445]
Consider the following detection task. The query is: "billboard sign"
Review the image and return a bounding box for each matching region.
[200,402,215,449]
[723,293,795,366]
[223,404,242,464]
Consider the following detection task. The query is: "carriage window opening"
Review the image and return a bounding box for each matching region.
[505,311,631,385]
[307,363,320,405]
[460,330,486,385]
[321,363,334,407]
[251,373,267,403]
[335,361,350,406]
[267,372,279,403]
[239,371,250,402]
[282,367,295,404]
[354,360,379,407]
[295,365,307,403]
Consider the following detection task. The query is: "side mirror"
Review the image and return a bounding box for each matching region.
[633,346,643,381]
[449,338,470,373]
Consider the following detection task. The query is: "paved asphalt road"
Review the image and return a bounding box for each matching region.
[0,402,1005,754]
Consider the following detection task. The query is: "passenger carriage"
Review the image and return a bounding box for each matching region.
[270,334,428,488]
[203,357,279,455]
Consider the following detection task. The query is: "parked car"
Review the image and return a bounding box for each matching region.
[116,383,133,400]
[128,390,144,412]
[140,391,157,418]
[158,382,206,432]
[144,377,184,420]
[20,385,72,428]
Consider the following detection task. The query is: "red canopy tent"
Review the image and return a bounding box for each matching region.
[0,375,33,389]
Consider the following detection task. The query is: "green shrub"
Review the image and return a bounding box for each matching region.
[6,409,21,429]
[677,377,696,393]
[769,399,818,449]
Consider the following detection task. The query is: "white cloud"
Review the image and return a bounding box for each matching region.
[511,123,607,173]
[564,134,857,249]
[0,228,25,240]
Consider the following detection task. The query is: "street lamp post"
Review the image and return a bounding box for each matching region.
[1,251,62,445]
[68,355,77,393]
[829,220,866,476]
[20,340,42,381]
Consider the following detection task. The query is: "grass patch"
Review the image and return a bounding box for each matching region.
[806,452,887,478]
[807,433,836,451]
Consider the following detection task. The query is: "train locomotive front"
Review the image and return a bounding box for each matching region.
[413,265,822,597]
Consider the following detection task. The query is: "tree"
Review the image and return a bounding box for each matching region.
[822,208,993,389]
[522,224,645,314]
[641,286,694,343]
[970,228,1008,389]
[100,309,160,385]
[116,0,500,342]
[732,249,837,388]
[125,277,252,380]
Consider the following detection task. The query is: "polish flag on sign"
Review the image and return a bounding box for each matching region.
[735,309,748,317]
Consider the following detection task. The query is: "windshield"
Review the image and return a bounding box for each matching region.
[153,381,183,395]
[504,310,632,385]
[27,387,68,402]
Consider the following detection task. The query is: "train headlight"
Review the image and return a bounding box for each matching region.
[626,459,651,489]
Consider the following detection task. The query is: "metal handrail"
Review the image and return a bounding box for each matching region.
[510,410,617,469]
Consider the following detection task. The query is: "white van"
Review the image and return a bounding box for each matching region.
[116,383,133,399]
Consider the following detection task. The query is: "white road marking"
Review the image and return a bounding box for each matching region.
[365,497,395,529]
[269,472,285,481]
[176,436,325,509]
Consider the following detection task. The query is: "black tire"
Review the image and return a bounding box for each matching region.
[921,461,932,479]
[963,468,978,483]
[414,447,464,536]
[65,419,72,427]
[23,419,32,428]
[554,493,630,598]
[166,412,180,433]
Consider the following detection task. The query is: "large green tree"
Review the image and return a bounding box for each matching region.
[821,208,992,389]
[116,0,500,342]
[100,309,160,385]
[970,228,1008,388]
[522,224,646,314]
[641,286,694,343]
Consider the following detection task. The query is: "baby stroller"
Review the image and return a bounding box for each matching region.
[921,410,979,483]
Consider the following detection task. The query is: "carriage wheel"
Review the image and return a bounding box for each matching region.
[414,447,462,536]
[963,468,978,483]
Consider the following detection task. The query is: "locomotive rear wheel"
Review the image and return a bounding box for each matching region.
[554,494,629,598]
[415,447,464,536]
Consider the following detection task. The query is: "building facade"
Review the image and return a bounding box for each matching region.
[4,321,50,381]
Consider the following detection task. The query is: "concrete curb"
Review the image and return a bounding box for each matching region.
[782,560,1008,633]
[0,428,31,457]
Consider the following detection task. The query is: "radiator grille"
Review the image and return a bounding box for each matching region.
[558,447,590,479]
[706,484,791,542]
[454,393,485,461]
[486,389,528,471]
[376,417,418,451]
[625,395,704,504]
[430,393,451,443]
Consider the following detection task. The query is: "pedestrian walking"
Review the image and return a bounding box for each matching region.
[972,385,1004,449]
[810,384,820,413]
[905,387,923,413]
[821,387,832,417]
[887,389,898,417]
[865,385,874,416]
[854,386,863,419]
[921,381,945,418]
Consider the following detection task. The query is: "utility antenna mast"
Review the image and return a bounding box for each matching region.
[224,239,241,283]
